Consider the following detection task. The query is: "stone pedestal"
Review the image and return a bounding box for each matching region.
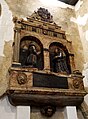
[16,106,30,119]
[64,106,78,119]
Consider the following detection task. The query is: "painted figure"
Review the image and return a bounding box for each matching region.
[26,45,37,68]
[53,48,69,73]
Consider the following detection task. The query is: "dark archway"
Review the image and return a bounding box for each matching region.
[49,42,71,74]
[19,36,44,70]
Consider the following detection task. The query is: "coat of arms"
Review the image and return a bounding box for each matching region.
[29,7,53,23]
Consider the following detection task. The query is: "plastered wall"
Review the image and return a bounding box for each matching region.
[0,0,14,96]
[74,0,88,105]
[74,0,88,86]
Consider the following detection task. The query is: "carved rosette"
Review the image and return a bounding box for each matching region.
[17,73,27,85]
[72,78,84,90]
[72,70,84,90]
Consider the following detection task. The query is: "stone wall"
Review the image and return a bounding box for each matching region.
[74,0,88,87]
[0,0,14,96]
[73,0,88,105]
[75,0,88,66]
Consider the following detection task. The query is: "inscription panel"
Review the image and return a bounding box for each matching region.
[33,73,68,89]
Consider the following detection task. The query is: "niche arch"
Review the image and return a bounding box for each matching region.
[49,42,71,74]
[19,36,44,70]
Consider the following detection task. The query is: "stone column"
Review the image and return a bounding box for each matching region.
[13,29,21,62]
[16,106,30,119]
[43,49,50,70]
[64,106,78,119]
[69,55,75,72]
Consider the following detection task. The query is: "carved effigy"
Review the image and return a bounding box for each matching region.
[49,44,70,73]
[7,8,86,117]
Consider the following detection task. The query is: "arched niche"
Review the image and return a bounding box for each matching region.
[49,42,71,74]
[19,36,44,70]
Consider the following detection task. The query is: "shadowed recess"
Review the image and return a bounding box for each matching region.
[58,0,79,5]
